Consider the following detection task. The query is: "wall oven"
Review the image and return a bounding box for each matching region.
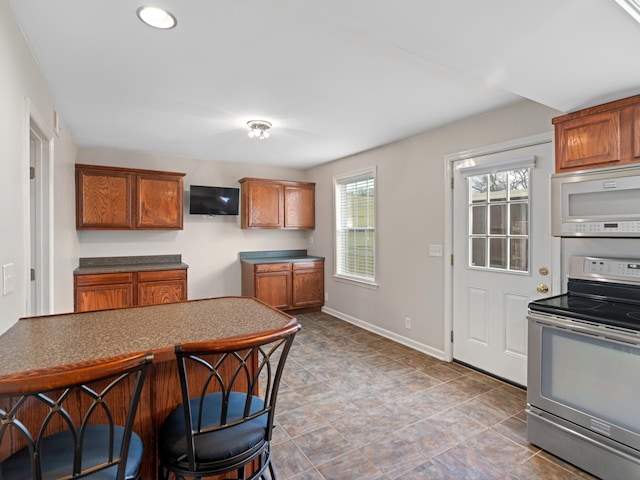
[528,256,640,479]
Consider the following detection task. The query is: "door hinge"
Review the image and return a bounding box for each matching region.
[450,330,454,343]
[451,176,454,189]
[450,254,454,266]
[30,166,36,180]
[30,268,35,281]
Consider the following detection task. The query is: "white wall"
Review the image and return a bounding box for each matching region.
[309,100,562,358]
[0,0,78,333]
[75,147,313,301]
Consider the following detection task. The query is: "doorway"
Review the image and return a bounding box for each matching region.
[444,133,559,386]
[28,117,52,316]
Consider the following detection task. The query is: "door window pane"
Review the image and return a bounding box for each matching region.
[471,238,486,267]
[490,204,506,235]
[510,203,528,235]
[509,169,529,201]
[510,238,528,271]
[471,205,487,235]
[470,176,488,204]
[489,172,507,202]
[490,238,507,269]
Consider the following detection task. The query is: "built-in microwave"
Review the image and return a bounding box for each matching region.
[551,164,640,237]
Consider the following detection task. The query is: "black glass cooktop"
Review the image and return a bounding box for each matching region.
[529,279,640,331]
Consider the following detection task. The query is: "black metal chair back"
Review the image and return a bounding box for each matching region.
[0,352,151,480]
[158,320,299,480]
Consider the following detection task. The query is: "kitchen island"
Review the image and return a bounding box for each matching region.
[0,296,296,478]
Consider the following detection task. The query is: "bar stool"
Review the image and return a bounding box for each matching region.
[157,321,300,480]
[0,352,152,479]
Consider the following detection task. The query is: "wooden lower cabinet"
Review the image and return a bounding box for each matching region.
[242,260,324,312]
[75,273,134,312]
[74,269,187,312]
[292,262,324,308]
[138,270,187,306]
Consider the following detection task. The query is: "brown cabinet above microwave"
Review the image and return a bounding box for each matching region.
[553,94,640,173]
[76,164,185,230]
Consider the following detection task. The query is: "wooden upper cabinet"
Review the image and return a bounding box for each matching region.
[76,167,133,228]
[239,178,315,230]
[241,181,284,228]
[553,94,640,173]
[136,174,183,229]
[284,184,315,229]
[76,164,185,230]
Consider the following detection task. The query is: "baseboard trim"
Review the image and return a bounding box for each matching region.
[321,306,446,361]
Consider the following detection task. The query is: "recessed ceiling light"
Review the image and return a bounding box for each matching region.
[136,6,177,29]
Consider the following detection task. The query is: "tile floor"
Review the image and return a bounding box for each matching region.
[270,311,599,480]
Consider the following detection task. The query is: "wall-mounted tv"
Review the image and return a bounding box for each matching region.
[189,185,240,216]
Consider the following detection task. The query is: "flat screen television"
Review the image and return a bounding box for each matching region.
[189,185,240,216]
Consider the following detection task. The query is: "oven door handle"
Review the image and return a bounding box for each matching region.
[528,312,640,347]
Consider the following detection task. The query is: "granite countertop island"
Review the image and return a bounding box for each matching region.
[0,296,297,477]
[0,296,295,377]
[73,254,188,275]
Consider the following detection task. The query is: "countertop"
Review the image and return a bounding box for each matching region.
[0,297,295,378]
[74,254,188,275]
[239,249,324,264]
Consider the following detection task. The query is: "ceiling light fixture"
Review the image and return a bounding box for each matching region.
[247,120,272,140]
[136,6,177,29]
[614,0,640,23]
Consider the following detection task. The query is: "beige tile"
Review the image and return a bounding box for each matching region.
[273,312,599,480]
[293,425,355,466]
[465,428,534,470]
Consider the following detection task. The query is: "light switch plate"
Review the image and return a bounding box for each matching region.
[428,244,443,257]
[3,263,15,296]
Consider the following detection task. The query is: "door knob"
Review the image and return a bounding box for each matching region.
[537,284,549,294]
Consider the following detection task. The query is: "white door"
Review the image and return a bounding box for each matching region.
[29,120,51,316]
[451,139,554,386]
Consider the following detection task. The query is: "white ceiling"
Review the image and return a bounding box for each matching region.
[8,0,640,169]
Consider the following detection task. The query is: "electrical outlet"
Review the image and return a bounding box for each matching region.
[324,292,328,302]
[405,317,411,329]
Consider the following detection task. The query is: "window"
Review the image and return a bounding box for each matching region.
[334,168,376,283]
[468,167,530,273]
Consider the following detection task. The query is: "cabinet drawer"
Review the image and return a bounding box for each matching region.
[137,269,186,282]
[255,263,291,273]
[75,273,134,286]
[292,261,323,270]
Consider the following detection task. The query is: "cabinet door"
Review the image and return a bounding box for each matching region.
[284,184,315,229]
[137,270,187,306]
[137,174,184,229]
[292,262,324,307]
[254,264,291,309]
[242,182,284,228]
[621,104,640,163]
[76,168,132,229]
[555,110,621,173]
[74,273,134,312]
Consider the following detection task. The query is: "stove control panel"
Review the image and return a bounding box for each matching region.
[571,256,640,283]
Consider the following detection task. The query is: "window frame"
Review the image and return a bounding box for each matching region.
[333,166,377,286]
[467,168,531,275]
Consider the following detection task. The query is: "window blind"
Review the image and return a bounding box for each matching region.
[335,170,376,282]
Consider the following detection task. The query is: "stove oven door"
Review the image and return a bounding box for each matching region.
[527,312,640,452]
